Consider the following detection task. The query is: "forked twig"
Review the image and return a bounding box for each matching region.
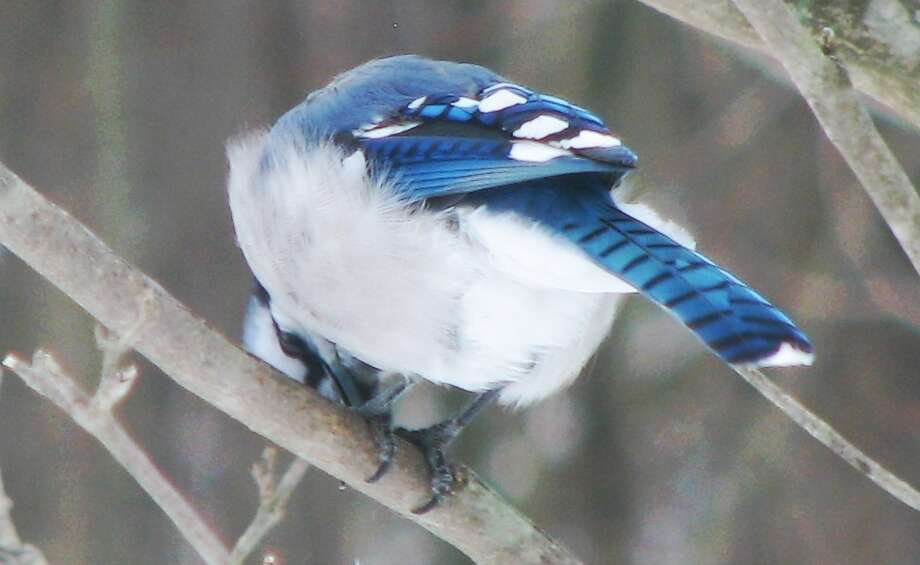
[229,447,311,564]
[729,0,920,277]
[3,347,230,565]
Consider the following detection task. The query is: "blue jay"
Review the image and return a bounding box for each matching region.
[229,55,813,512]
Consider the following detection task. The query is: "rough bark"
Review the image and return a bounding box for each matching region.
[636,0,920,130]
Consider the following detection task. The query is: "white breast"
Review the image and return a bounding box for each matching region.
[228,133,627,406]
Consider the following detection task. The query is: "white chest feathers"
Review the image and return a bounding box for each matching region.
[228,133,629,406]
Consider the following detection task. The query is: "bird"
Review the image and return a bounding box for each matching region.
[228,55,814,513]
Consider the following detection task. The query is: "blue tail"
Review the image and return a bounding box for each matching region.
[481,179,814,367]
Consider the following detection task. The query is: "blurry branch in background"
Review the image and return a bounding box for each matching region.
[228,448,311,565]
[2,334,311,564]
[728,0,920,277]
[634,0,920,131]
[0,377,49,565]
[2,344,231,565]
[637,0,920,277]
[733,367,920,511]
[638,0,920,511]
[0,163,583,565]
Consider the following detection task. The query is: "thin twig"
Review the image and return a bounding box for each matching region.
[0,162,582,564]
[729,0,920,278]
[7,321,313,564]
[228,448,311,565]
[2,349,231,565]
[734,366,920,512]
[92,310,148,413]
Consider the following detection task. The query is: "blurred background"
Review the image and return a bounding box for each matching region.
[1,1,919,564]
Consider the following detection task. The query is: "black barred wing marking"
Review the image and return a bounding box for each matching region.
[354,82,637,201]
[360,135,625,202]
[398,83,634,167]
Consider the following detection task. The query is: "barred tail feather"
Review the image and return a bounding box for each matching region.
[556,192,814,367]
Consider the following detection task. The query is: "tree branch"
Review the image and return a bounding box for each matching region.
[733,366,920,512]
[635,0,920,278]
[2,350,231,565]
[4,328,315,564]
[0,162,582,564]
[228,448,311,565]
[625,2,920,508]
[725,0,920,274]
[635,0,920,131]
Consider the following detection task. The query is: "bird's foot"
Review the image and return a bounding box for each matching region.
[364,411,396,483]
[362,389,497,513]
[364,416,461,513]
[396,422,461,514]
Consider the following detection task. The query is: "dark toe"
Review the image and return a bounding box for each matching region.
[365,414,396,483]
[411,494,443,514]
[367,458,391,484]
[397,425,458,513]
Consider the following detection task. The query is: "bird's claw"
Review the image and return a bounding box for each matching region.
[365,412,396,483]
[365,419,460,513]
[398,424,459,514]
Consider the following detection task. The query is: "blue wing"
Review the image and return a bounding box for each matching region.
[354,83,637,201]
[361,136,632,201]
[354,81,813,367]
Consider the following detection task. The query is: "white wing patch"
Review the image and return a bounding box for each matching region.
[512,115,569,139]
[556,130,621,149]
[479,89,528,112]
[508,141,571,162]
[353,121,422,139]
[402,85,629,156]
